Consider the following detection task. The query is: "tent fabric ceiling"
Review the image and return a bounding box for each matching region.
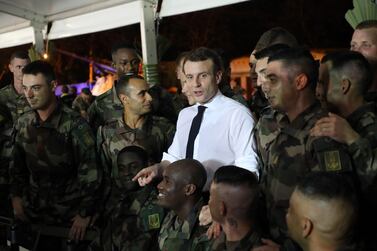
[0,0,248,49]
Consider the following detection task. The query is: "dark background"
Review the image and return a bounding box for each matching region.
[0,0,354,85]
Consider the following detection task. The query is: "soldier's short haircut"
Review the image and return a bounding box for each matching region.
[117,145,148,167]
[22,60,55,84]
[213,165,258,191]
[355,20,377,30]
[175,51,189,66]
[322,51,372,95]
[254,27,298,53]
[213,166,259,219]
[111,42,138,61]
[115,74,145,96]
[268,47,318,90]
[183,47,224,75]
[254,43,290,60]
[170,159,207,194]
[10,50,30,61]
[296,172,359,242]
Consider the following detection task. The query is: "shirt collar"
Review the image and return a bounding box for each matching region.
[194,90,223,110]
[32,100,62,129]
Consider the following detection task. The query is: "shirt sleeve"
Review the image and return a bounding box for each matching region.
[231,108,260,178]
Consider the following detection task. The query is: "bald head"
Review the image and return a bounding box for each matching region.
[157,159,207,211]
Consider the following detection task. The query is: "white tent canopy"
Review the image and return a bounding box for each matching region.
[0,0,247,83]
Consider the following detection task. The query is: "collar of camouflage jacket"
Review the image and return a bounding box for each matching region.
[32,100,62,129]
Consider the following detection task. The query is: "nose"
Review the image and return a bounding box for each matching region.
[261,79,270,95]
[25,88,33,98]
[351,45,359,52]
[145,92,152,102]
[157,180,163,191]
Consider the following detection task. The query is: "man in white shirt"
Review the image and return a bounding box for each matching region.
[133,47,258,189]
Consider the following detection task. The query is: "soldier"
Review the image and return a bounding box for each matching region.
[88,43,178,131]
[248,27,298,119]
[350,20,377,100]
[254,48,353,251]
[286,172,361,251]
[96,75,175,250]
[157,159,209,251]
[310,51,377,248]
[208,165,263,251]
[88,43,140,131]
[0,51,31,122]
[9,60,101,248]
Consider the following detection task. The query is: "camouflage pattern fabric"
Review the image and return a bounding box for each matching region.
[248,88,269,120]
[0,104,12,185]
[0,84,31,123]
[208,230,262,251]
[9,103,101,225]
[346,102,377,191]
[0,84,31,185]
[255,101,353,244]
[92,115,175,251]
[72,96,90,114]
[88,83,180,132]
[158,198,209,251]
[88,84,123,132]
[346,102,377,247]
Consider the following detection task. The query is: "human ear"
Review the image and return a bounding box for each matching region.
[185,184,197,196]
[119,94,128,105]
[302,218,313,238]
[341,78,351,94]
[296,73,308,90]
[215,71,222,85]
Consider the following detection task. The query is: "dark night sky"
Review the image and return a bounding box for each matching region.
[0,0,354,84]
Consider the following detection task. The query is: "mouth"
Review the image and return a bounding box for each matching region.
[193,90,203,97]
[157,192,166,200]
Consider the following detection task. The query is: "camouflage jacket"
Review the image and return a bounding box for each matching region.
[0,104,12,184]
[88,83,123,132]
[255,101,353,243]
[93,115,174,251]
[97,115,175,210]
[9,103,101,225]
[72,95,90,113]
[347,102,377,189]
[158,198,209,251]
[0,84,31,123]
[208,230,262,251]
[0,84,32,185]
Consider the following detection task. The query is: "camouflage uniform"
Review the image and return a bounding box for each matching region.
[208,230,262,251]
[9,103,101,225]
[94,115,175,251]
[248,88,269,120]
[72,95,90,114]
[346,102,377,247]
[88,83,180,132]
[255,101,353,246]
[158,198,209,251]
[0,84,31,224]
[0,84,31,123]
[88,84,123,132]
[346,102,377,191]
[0,105,12,221]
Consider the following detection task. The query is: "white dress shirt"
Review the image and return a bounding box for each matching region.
[162,91,259,189]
